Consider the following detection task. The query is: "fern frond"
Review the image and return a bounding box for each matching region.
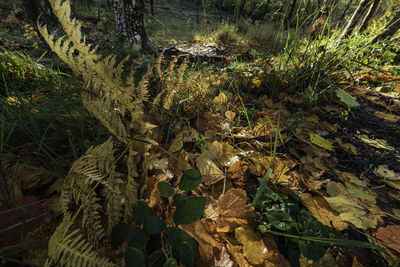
[46,221,116,267]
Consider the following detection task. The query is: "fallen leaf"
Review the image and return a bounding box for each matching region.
[216,189,259,233]
[374,111,400,123]
[358,135,395,151]
[235,226,269,265]
[345,182,377,203]
[374,165,400,180]
[201,141,237,167]
[196,156,225,185]
[324,182,378,229]
[214,246,234,267]
[225,110,236,121]
[180,220,222,266]
[227,161,248,186]
[169,126,199,153]
[310,133,334,151]
[336,89,360,108]
[335,138,358,154]
[300,193,349,231]
[374,225,400,262]
[225,238,250,267]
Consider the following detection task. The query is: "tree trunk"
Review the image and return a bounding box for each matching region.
[359,0,380,32]
[113,0,156,55]
[340,0,370,38]
[150,0,154,16]
[339,0,354,22]
[372,8,400,43]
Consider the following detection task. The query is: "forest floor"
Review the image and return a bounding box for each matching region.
[1,0,400,266]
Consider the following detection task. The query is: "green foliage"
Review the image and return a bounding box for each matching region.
[253,183,335,263]
[173,195,206,225]
[157,181,174,198]
[178,169,201,191]
[111,199,201,266]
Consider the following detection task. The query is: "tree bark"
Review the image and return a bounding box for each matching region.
[372,8,400,43]
[150,0,154,16]
[113,0,156,55]
[339,0,354,22]
[359,0,380,32]
[340,0,370,38]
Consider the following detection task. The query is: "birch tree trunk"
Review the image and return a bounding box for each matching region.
[340,0,370,38]
[113,0,156,55]
[359,0,380,33]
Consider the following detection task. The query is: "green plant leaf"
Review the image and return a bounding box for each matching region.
[299,239,325,260]
[166,227,199,253]
[264,208,292,231]
[148,251,166,266]
[163,258,178,267]
[144,215,166,235]
[133,199,149,225]
[178,169,201,191]
[125,247,145,267]
[111,222,131,250]
[128,228,147,249]
[173,196,206,225]
[173,193,187,206]
[179,241,195,267]
[157,181,174,198]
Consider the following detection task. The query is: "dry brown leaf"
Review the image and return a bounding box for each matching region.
[201,141,237,167]
[225,110,236,121]
[373,225,400,262]
[180,220,222,266]
[168,126,199,153]
[227,161,248,186]
[216,188,259,233]
[225,238,250,267]
[196,156,225,185]
[374,111,400,123]
[300,193,349,231]
[214,246,234,267]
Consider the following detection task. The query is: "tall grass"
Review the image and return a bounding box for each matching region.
[0,48,108,206]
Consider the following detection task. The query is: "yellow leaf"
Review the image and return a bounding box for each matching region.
[310,133,334,151]
[374,165,400,180]
[251,77,262,88]
[235,226,268,265]
[213,91,228,106]
[300,193,349,231]
[324,182,378,229]
[225,110,236,121]
[358,134,395,151]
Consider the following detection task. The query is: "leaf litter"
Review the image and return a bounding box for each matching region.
[3,40,400,267]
